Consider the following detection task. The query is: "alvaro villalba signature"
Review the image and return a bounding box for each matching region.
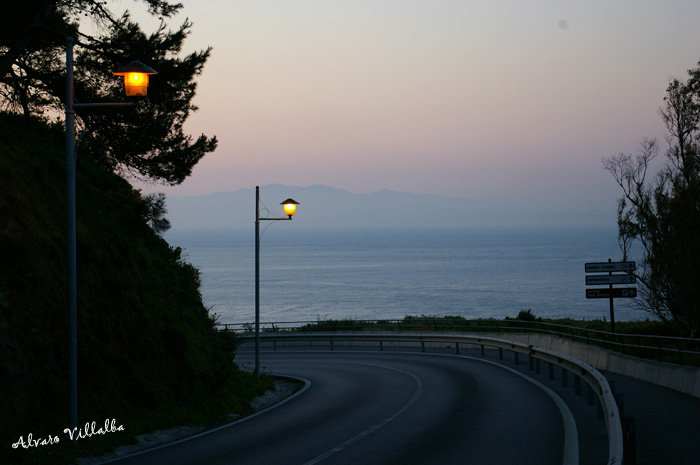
[12,419,125,449]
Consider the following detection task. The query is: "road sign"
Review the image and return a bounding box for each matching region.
[585,261,636,273]
[586,274,636,285]
[586,288,637,299]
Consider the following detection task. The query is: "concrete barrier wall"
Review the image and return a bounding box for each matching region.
[495,332,700,400]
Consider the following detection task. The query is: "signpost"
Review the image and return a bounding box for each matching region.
[585,259,637,335]
[585,261,636,273]
[586,288,637,299]
[585,275,636,285]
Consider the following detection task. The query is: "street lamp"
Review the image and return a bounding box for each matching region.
[281,198,299,218]
[65,36,155,435]
[254,187,300,377]
[113,61,158,97]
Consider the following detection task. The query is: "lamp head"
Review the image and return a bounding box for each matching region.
[113,61,158,97]
[281,199,299,218]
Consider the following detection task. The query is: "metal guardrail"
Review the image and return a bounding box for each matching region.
[240,332,624,465]
[219,318,700,366]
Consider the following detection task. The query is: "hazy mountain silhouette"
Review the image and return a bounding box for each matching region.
[164,184,615,230]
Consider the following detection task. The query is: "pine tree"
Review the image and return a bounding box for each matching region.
[0,0,217,185]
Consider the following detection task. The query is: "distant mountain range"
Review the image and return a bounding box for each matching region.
[164,184,615,230]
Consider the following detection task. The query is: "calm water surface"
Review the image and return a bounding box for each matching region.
[164,226,646,325]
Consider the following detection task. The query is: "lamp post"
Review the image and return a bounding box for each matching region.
[255,186,299,378]
[65,36,156,434]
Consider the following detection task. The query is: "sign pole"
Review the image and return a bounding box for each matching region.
[608,258,616,338]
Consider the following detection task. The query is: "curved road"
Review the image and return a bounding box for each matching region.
[106,350,572,465]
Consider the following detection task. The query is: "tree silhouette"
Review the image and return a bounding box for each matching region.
[604,64,700,337]
[0,0,217,185]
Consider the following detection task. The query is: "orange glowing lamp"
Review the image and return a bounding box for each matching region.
[113,61,158,97]
[281,199,299,218]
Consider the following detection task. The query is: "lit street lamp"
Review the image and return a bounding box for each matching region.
[255,186,300,377]
[65,36,156,435]
[113,60,158,96]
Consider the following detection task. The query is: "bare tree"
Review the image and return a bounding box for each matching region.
[604,71,700,338]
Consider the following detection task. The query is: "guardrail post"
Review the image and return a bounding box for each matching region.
[514,352,519,365]
[421,341,425,353]
[622,417,637,465]
[562,368,568,387]
[574,375,581,395]
[529,355,534,371]
[379,340,384,352]
[273,340,277,351]
[480,344,484,357]
[455,342,460,355]
[330,339,334,351]
[615,393,625,417]
[498,347,503,360]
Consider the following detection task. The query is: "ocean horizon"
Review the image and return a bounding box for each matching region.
[164,225,648,325]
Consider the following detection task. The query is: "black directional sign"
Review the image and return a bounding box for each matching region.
[586,274,636,285]
[585,261,636,273]
[586,288,637,299]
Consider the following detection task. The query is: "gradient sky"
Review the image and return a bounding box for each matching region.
[133,1,700,212]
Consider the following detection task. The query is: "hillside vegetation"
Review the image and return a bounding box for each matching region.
[0,113,265,464]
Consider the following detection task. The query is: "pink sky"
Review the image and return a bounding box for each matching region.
[132,1,700,212]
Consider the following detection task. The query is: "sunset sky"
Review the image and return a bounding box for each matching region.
[133,1,700,212]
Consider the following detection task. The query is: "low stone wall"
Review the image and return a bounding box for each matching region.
[497,333,700,400]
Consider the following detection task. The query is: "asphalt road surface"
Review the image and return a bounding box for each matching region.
[106,350,573,465]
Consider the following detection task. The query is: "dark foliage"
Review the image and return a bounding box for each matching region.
[604,62,700,338]
[0,0,217,185]
[143,192,171,235]
[0,113,235,464]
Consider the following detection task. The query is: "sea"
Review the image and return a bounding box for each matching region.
[163,225,647,326]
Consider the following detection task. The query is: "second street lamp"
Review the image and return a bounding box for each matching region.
[281,198,299,218]
[254,187,300,377]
